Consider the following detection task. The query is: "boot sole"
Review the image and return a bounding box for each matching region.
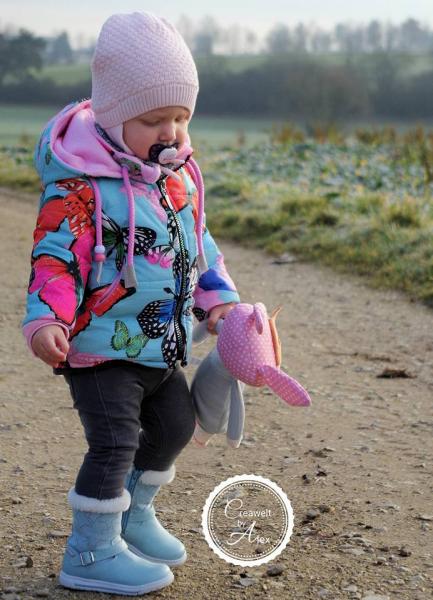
[59,569,174,595]
[127,543,187,567]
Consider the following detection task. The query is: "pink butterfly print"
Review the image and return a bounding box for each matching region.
[29,236,92,327]
[33,197,66,250]
[55,178,95,238]
[144,245,176,268]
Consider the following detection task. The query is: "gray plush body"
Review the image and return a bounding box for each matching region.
[190,347,245,447]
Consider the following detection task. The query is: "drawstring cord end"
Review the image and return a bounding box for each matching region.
[197,253,208,275]
[123,264,138,290]
[94,244,106,284]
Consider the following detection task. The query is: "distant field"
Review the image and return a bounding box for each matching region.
[308,52,433,78]
[31,63,91,85]
[26,52,433,86]
[0,105,59,145]
[0,104,281,147]
[28,55,269,84]
[2,103,433,150]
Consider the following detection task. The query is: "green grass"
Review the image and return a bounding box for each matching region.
[0,146,39,191]
[205,188,433,305]
[29,63,91,85]
[0,104,60,146]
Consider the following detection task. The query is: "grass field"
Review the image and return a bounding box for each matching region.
[200,132,433,305]
[25,52,433,83]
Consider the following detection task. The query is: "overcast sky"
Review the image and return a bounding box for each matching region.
[2,0,433,45]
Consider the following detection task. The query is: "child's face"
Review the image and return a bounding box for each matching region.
[123,105,191,160]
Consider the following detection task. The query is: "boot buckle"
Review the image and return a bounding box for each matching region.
[79,551,95,566]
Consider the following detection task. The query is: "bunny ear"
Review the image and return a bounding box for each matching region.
[248,303,265,334]
[253,304,265,334]
[257,365,312,406]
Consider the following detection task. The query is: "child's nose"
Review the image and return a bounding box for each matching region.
[159,123,176,143]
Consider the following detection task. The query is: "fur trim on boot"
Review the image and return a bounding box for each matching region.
[138,464,176,486]
[67,487,131,513]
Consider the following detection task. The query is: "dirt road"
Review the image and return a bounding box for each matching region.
[0,188,432,600]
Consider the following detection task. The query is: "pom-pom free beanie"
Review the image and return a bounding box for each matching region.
[91,12,199,128]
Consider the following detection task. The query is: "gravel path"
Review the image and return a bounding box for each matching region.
[0,188,432,600]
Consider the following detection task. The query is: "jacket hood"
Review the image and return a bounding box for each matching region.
[34,99,194,186]
[33,99,208,290]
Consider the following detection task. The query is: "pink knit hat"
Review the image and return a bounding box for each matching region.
[91,12,199,128]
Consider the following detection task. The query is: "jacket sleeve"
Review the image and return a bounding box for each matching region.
[22,178,95,355]
[192,216,240,320]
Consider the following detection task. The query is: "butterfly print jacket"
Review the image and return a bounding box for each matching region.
[22,100,240,371]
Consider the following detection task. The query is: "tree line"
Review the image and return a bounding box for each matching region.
[2,17,433,67]
[182,16,433,55]
[1,25,433,119]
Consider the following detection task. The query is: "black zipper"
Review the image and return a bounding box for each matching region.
[157,178,188,365]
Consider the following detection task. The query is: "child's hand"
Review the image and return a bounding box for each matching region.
[32,325,70,368]
[207,302,237,335]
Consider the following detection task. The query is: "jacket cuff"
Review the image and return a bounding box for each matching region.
[193,288,240,317]
[22,318,70,357]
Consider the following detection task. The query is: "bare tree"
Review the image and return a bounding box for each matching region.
[399,18,431,52]
[293,23,308,52]
[265,23,291,54]
[44,31,73,65]
[334,23,365,53]
[366,20,383,52]
[176,14,195,49]
[311,28,333,53]
[219,24,242,54]
[384,22,399,51]
[193,15,221,56]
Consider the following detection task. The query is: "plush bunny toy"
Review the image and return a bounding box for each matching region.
[190,302,312,448]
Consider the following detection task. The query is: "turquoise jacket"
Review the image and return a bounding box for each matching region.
[22,100,240,370]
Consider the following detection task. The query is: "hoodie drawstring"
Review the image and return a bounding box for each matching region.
[90,177,106,285]
[121,165,138,289]
[89,157,207,291]
[186,157,208,275]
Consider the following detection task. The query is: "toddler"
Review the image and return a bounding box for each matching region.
[22,12,240,595]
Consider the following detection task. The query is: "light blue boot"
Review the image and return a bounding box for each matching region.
[59,487,174,595]
[122,465,187,567]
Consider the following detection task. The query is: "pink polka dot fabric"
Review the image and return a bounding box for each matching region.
[257,365,311,406]
[217,303,311,407]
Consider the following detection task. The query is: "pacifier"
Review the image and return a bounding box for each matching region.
[148,142,180,166]
[148,142,192,179]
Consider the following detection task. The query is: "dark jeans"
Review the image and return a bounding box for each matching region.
[63,360,196,500]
